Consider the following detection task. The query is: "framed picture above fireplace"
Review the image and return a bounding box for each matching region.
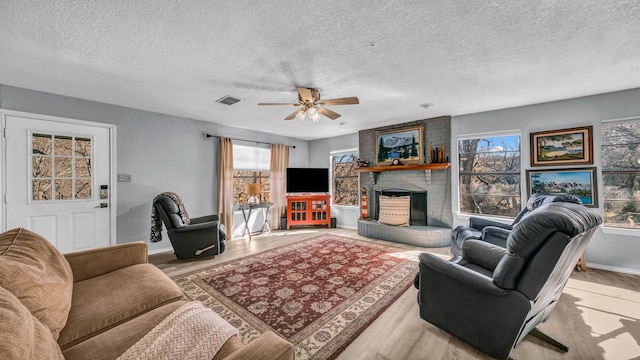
[374,125,424,167]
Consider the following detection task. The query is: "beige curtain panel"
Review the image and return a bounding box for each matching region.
[217,137,234,239]
[270,144,289,229]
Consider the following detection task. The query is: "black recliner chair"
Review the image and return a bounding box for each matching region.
[153,194,226,260]
[416,202,602,359]
[450,193,583,257]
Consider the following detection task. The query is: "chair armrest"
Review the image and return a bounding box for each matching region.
[461,239,508,272]
[223,331,294,360]
[190,214,219,224]
[173,221,220,233]
[480,226,511,247]
[64,241,148,282]
[469,217,512,231]
[419,253,507,295]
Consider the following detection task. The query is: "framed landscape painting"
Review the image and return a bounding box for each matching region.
[526,167,598,207]
[374,125,424,166]
[530,126,593,166]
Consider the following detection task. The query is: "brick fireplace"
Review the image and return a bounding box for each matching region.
[357,116,452,248]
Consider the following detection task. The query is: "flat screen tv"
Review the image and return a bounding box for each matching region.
[286,168,329,193]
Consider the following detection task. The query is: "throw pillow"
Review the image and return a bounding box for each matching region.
[0,228,73,340]
[378,195,411,226]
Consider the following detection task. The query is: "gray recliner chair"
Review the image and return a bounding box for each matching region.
[450,193,583,257]
[416,202,602,359]
[153,194,226,259]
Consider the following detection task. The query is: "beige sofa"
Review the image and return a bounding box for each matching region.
[0,227,294,360]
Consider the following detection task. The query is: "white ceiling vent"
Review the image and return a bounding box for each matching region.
[215,95,242,106]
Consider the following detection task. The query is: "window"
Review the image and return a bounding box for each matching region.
[331,150,359,206]
[31,133,93,201]
[601,119,640,229]
[233,144,270,204]
[458,134,521,217]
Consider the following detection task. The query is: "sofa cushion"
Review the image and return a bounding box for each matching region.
[0,227,73,340]
[0,286,64,360]
[58,263,186,349]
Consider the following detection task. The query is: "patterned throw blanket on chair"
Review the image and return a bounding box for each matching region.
[150,192,191,243]
[116,301,238,360]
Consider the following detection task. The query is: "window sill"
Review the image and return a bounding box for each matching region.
[332,205,359,209]
[600,226,640,236]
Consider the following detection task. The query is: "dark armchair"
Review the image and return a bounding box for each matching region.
[416,202,602,359]
[450,193,583,257]
[152,194,227,260]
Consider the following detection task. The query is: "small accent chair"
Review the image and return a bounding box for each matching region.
[153,194,226,259]
[416,202,602,359]
[450,193,583,257]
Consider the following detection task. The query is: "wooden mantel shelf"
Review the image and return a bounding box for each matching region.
[356,163,450,173]
[356,163,451,184]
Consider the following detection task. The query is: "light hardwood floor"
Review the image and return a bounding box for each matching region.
[149,228,640,360]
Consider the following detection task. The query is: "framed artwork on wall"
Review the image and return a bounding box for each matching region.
[530,126,593,166]
[374,125,424,166]
[526,167,598,207]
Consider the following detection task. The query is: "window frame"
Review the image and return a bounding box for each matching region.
[232,144,271,205]
[601,116,640,231]
[330,149,359,207]
[457,131,522,218]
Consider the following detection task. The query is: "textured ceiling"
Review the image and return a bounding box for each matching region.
[1,1,640,140]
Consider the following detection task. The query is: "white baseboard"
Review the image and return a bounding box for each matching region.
[587,262,640,276]
[147,246,173,255]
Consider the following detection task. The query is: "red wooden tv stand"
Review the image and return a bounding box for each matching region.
[286,194,331,229]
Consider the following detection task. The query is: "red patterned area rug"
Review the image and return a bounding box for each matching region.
[172,234,418,360]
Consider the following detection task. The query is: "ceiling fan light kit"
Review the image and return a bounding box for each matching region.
[258,87,359,122]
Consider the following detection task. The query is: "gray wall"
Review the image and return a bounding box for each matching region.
[0,85,309,251]
[309,133,360,229]
[451,87,640,274]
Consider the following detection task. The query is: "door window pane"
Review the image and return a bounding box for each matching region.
[54,136,73,156]
[31,132,94,202]
[33,180,52,200]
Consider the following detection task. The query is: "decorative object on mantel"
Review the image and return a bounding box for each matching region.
[429,145,448,163]
[356,158,369,167]
[375,125,424,166]
[390,158,403,166]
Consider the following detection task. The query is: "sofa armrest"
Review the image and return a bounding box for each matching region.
[64,241,148,282]
[222,331,294,360]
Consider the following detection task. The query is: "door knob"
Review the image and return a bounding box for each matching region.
[95,202,108,208]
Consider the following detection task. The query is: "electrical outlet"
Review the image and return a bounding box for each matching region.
[117,174,132,182]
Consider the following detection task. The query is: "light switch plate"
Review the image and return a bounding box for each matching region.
[118,174,132,182]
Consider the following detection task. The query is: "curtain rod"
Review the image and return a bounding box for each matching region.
[205,134,296,149]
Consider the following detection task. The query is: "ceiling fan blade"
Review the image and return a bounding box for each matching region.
[284,108,304,120]
[321,97,360,106]
[257,102,301,106]
[296,87,314,103]
[317,107,341,120]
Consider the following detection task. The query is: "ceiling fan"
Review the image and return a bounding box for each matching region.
[258,87,359,122]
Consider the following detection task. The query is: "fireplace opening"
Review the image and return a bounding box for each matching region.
[374,189,428,226]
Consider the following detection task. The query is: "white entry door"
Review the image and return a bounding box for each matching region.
[4,114,113,253]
